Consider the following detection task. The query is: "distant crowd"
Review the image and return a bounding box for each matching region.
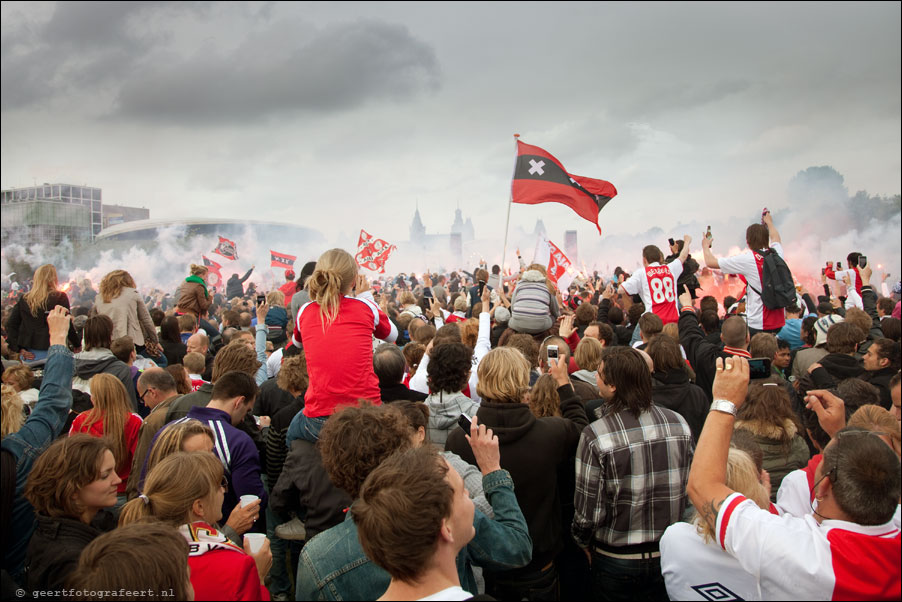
[2,210,900,601]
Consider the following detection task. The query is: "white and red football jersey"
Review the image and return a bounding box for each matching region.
[717,243,786,331]
[717,492,901,600]
[621,261,683,324]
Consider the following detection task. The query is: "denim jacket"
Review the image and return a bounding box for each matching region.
[2,346,74,582]
[295,469,532,601]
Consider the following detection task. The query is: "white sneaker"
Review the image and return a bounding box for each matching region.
[275,517,306,541]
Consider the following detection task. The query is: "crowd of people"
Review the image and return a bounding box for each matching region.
[1,210,900,601]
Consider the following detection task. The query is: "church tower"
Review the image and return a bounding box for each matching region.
[410,205,426,243]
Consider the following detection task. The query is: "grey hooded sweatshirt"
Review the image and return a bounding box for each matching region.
[425,390,479,449]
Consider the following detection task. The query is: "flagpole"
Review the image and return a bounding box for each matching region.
[500,133,519,281]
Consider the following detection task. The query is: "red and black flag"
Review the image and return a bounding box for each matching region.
[270,250,296,269]
[202,256,223,288]
[212,236,238,260]
[511,140,617,234]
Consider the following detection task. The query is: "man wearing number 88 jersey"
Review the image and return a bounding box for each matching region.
[620,236,692,326]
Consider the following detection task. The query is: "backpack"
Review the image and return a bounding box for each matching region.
[748,249,796,309]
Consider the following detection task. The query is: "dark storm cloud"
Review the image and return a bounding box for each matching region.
[1,2,205,110]
[111,19,441,124]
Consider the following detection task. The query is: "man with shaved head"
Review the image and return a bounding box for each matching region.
[678,289,751,401]
[186,331,213,380]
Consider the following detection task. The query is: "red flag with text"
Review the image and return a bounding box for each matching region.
[355,230,397,274]
[512,140,617,235]
[535,238,576,291]
[271,250,297,269]
[202,256,223,289]
[212,236,238,260]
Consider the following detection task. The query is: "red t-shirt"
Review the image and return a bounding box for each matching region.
[279,280,297,306]
[69,411,143,494]
[293,295,393,418]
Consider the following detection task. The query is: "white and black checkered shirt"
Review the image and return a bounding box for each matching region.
[572,404,694,549]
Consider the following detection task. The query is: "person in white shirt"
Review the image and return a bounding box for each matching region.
[661,446,772,600]
[703,211,787,334]
[688,357,901,601]
[619,236,691,336]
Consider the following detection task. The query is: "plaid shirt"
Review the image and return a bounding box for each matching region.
[572,404,694,549]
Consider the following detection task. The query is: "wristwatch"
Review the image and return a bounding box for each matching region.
[710,399,737,417]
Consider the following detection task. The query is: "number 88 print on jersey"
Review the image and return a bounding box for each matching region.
[621,261,684,325]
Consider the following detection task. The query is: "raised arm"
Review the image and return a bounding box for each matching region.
[678,234,692,264]
[702,230,719,269]
[762,210,781,245]
[688,356,750,531]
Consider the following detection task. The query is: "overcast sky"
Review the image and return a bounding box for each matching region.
[2,1,900,264]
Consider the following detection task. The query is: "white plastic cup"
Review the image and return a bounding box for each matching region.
[240,495,260,508]
[244,533,266,554]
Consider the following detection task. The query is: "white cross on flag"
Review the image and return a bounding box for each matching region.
[355,229,397,274]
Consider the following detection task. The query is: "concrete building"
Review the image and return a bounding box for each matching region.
[1,183,148,247]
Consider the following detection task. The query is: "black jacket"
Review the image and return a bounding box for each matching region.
[651,370,708,443]
[265,396,304,485]
[270,439,352,541]
[597,298,633,346]
[380,382,428,403]
[226,268,254,300]
[26,512,116,596]
[160,339,187,366]
[446,384,588,574]
[679,308,742,402]
[255,378,299,418]
[863,367,896,410]
[6,293,80,352]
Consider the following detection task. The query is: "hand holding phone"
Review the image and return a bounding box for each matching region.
[748,357,772,379]
[858,255,868,268]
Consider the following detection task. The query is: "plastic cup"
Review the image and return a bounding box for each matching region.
[244,533,266,554]
[240,495,259,508]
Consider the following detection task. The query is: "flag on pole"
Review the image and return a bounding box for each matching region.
[212,236,238,260]
[355,229,397,274]
[511,140,617,235]
[270,250,297,269]
[202,256,223,288]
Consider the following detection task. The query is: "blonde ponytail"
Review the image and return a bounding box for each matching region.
[119,451,221,528]
[307,249,357,327]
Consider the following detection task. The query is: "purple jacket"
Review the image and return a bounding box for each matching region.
[185,406,267,518]
[146,406,267,520]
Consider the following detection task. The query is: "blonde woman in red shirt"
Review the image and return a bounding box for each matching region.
[69,373,143,512]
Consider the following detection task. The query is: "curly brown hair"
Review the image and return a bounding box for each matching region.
[504,334,540,369]
[318,404,412,499]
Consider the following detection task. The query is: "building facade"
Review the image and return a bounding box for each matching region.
[1,183,147,247]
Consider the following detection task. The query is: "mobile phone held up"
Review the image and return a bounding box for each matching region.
[547,345,559,361]
[668,237,675,247]
[705,226,713,248]
[748,357,772,380]
[457,413,472,433]
[858,256,868,269]
[256,294,265,306]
